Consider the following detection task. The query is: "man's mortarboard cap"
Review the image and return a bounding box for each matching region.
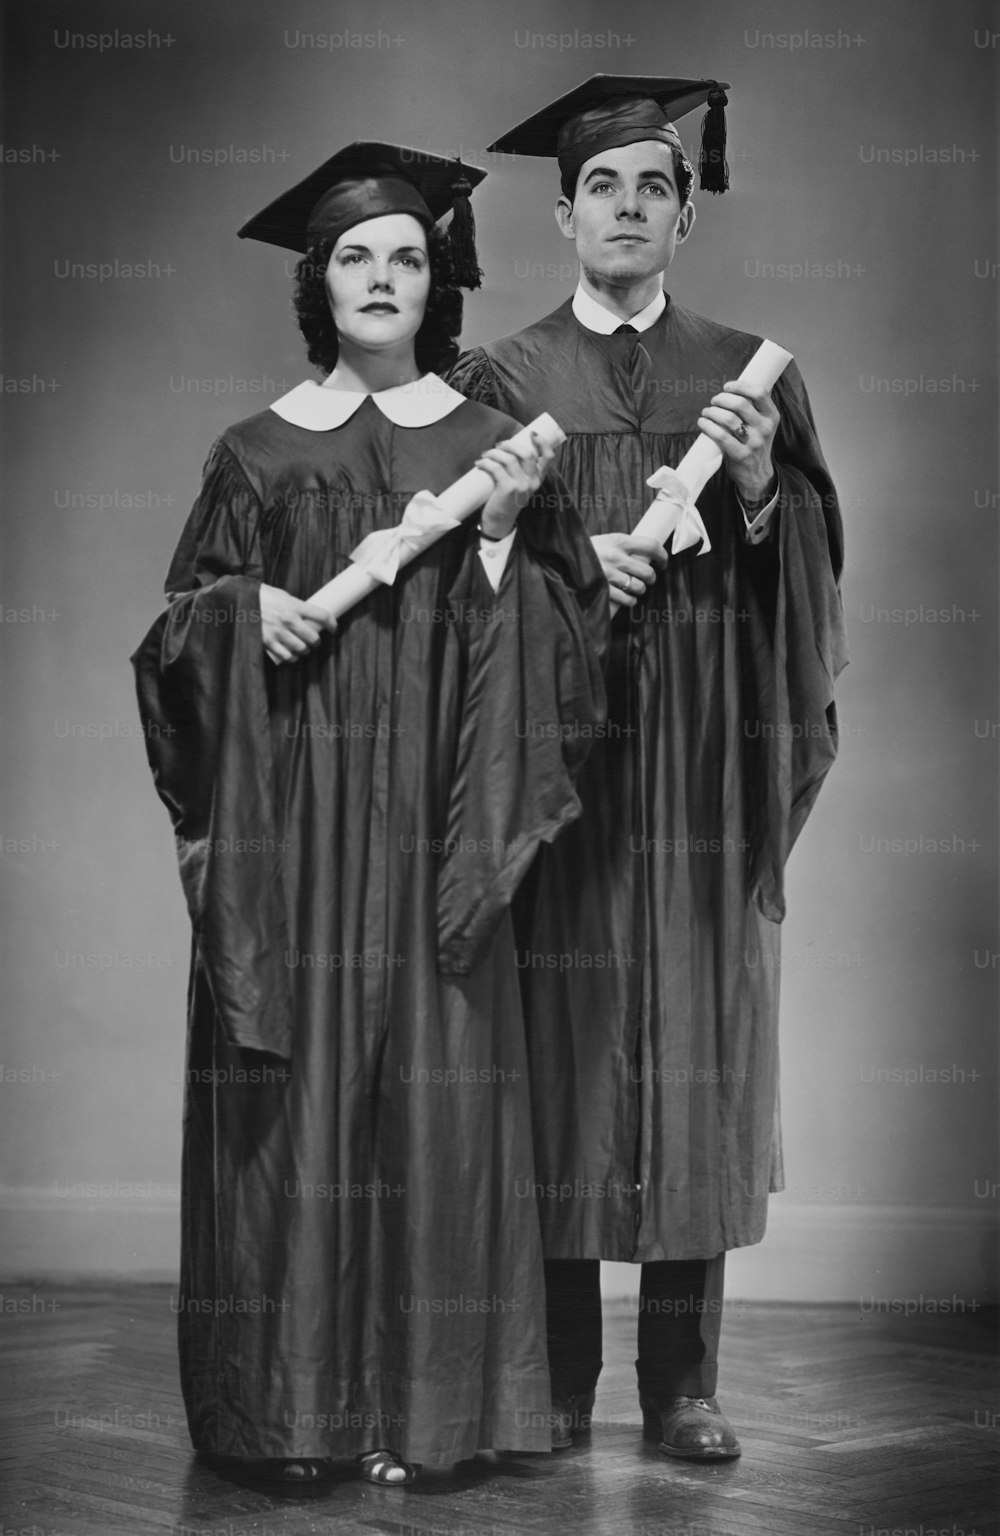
[237,141,488,287]
[487,74,731,194]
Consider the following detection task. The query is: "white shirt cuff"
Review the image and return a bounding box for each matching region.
[477,528,516,590]
[738,485,780,544]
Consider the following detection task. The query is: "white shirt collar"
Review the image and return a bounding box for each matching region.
[270,372,467,431]
[572,283,667,335]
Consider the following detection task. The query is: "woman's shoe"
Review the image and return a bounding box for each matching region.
[230,1457,333,1488]
[278,1459,331,1481]
[357,1449,417,1485]
[197,1453,333,1487]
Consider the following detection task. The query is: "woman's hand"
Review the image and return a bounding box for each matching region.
[591,532,669,608]
[259,583,334,665]
[475,431,556,539]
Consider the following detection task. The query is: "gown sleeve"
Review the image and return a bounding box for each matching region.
[444,348,499,409]
[130,440,294,1058]
[741,360,849,921]
[437,472,609,972]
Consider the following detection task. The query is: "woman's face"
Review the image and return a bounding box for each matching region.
[324,212,431,358]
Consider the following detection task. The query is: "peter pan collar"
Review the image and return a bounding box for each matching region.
[270,372,467,431]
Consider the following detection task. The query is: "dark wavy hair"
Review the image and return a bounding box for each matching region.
[560,146,694,207]
[291,225,464,376]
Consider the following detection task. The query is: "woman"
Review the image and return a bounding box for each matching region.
[132,142,606,1486]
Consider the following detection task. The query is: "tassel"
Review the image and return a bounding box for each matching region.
[448,168,483,290]
[699,87,729,194]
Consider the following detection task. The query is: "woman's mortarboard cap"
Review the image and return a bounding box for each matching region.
[237,141,488,287]
[487,74,731,194]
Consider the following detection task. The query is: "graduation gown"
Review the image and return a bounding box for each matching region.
[448,298,847,1262]
[131,376,607,1466]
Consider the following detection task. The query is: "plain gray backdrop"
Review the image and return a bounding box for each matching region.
[1,0,997,1307]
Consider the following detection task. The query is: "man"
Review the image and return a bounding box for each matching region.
[448,75,847,1460]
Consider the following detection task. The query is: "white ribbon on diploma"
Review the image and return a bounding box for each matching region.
[304,412,566,622]
[349,491,461,586]
[632,338,794,553]
[642,465,713,556]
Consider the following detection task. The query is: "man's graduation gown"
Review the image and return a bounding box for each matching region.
[131,382,607,1466]
[449,298,847,1262]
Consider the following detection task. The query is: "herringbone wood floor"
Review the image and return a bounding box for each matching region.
[1,1285,996,1536]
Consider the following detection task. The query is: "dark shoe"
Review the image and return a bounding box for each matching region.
[639,1394,741,1460]
[550,1388,596,1450]
[357,1449,417,1486]
[227,1456,334,1490]
[278,1459,332,1482]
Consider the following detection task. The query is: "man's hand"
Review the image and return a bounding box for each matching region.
[591,532,669,608]
[698,381,779,504]
[259,583,334,666]
[475,430,556,539]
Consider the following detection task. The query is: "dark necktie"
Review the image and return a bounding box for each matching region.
[610,322,650,415]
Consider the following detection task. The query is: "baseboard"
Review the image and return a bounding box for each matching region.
[0,1184,180,1283]
[601,1201,999,1304]
[2,1189,996,1303]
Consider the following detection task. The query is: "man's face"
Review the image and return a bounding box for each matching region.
[555,140,694,284]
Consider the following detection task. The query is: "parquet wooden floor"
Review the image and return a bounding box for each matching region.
[0,1284,996,1536]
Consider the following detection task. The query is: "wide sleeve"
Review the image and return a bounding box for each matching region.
[444,347,499,409]
[437,474,609,971]
[741,360,849,922]
[130,440,294,1058]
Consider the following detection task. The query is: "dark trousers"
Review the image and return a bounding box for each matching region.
[545,1254,726,1402]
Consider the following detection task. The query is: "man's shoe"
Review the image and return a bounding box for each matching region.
[639,1394,741,1460]
[550,1388,596,1450]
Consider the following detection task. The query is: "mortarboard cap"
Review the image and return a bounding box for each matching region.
[237,141,487,287]
[487,74,731,194]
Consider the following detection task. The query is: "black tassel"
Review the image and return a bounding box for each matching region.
[448,169,483,290]
[699,87,729,194]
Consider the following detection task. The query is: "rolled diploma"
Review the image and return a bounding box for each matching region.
[305,412,566,620]
[632,339,794,544]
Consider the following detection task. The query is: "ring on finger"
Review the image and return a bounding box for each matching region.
[731,422,749,443]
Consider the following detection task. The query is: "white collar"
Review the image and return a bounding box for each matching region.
[572,283,666,335]
[270,372,467,431]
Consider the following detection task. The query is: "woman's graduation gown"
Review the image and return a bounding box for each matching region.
[131,375,607,1466]
[449,299,848,1263]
